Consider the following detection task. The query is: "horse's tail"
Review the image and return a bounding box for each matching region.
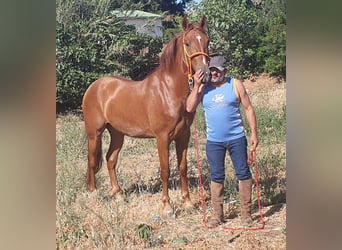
[94,138,103,174]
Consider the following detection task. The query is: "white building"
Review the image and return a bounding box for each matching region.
[111,10,163,38]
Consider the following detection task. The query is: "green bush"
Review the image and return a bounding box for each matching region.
[56,16,162,112]
[256,0,286,78]
[190,0,286,79]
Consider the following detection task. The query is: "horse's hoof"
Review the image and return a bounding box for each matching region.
[161,203,174,219]
[87,184,96,192]
[183,202,196,214]
[111,191,126,202]
[183,200,195,209]
[88,189,98,197]
[162,209,175,219]
[86,190,98,206]
[116,193,126,201]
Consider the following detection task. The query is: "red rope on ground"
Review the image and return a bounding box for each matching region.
[193,118,265,231]
[193,118,208,224]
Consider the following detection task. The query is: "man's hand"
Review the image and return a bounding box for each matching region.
[250,133,259,151]
[186,69,205,113]
[193,69,204,88]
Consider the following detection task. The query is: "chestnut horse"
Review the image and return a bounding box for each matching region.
[82,15,210,216]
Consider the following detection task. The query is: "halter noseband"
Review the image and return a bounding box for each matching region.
[182,33,209,90]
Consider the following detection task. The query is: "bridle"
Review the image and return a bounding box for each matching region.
[182,32,209,90]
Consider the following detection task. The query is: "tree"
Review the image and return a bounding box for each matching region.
[255,0,286,78]
[111,0,191,15]
[56,0,162,111]
[190,0,286,79]
[193,0,260,78]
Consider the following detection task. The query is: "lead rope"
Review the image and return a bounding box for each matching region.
[193,118,265,230]
[193,116,208,223]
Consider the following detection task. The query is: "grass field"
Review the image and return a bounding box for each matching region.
[56,76,286,249]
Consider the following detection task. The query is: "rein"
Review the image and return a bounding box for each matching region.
[182,33,209,91]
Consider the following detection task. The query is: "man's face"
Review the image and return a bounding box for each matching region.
[209,67,226,83]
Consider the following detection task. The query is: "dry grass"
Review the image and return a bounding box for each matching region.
[56,75,286,249]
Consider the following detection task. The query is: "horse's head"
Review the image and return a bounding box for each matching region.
[182,15,211,84]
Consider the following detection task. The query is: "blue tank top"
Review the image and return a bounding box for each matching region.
[202,77,245,142]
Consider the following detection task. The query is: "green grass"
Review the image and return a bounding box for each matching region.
[244,105,286,145]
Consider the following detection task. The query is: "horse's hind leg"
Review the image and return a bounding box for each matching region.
[86,129,105,192]
[106,126,124,198]
[175,130,194,209]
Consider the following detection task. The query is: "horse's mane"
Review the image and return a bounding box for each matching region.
[159,23,205,72]
[159,35,180,72]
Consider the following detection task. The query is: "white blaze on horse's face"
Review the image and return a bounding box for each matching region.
[196,34,207,64]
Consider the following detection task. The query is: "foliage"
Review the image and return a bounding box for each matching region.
[136,223,155,247]
[199,0,259,77]
[56,0,113,24]
[256,0,286,77]
[189,0,286,79]
[136,223,153,240]
[56,0,162,111]
[109,0,191,15]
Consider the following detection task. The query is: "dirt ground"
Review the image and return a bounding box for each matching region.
[243,74,286,110]
[74,178,286,249]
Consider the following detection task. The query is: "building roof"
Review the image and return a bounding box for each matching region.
[111,10,161,19]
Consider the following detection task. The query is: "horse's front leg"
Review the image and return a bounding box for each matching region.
[175,129,194,210]
[156,136,173,217]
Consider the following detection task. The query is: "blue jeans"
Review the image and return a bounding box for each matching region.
[206,136,252,183]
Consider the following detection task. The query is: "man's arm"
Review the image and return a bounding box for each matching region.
[236,79,259,149]
[186,70,205,113]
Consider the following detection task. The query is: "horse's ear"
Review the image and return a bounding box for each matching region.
[182,15,189,31]
[200,15,207,30]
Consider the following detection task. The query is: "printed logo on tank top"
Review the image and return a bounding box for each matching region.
[211,93,228,108]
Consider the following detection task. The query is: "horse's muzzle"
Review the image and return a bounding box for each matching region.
[201,71,211,84]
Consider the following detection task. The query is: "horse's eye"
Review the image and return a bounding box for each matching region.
[185,42,190,47]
